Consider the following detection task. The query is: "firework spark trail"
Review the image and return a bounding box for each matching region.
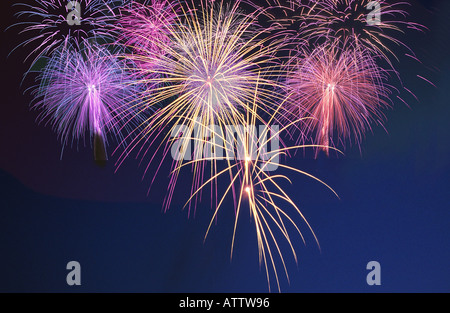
[285,43,391,154]
[174,85,340,292]
[10,0,124,69]
[33,42,144,160]
[116,0,289,212]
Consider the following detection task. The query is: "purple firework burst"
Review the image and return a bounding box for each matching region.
[33,42,144,160]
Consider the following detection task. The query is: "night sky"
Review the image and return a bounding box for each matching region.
[0,0,449,292]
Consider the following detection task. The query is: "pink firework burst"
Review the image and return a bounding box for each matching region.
[116,0,179,71]
[286,43,391,155]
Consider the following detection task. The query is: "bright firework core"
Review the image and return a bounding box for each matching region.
[286,43,390,154]
[87,84,97,93]
[190,60,242,111]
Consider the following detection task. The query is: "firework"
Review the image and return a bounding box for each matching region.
[11,0,124,68]
[176,93,340,292]
[116,0,287,211]
[116,0,179,61]
[285,43,391,155]
[33,42,143,161]
[279,0,426,67]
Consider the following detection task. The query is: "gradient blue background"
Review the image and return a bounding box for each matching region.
[0,0,449,292]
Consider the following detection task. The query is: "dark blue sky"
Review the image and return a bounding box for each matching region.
[0,0,449,292]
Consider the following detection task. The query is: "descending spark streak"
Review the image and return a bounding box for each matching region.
[175,85,340,292]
